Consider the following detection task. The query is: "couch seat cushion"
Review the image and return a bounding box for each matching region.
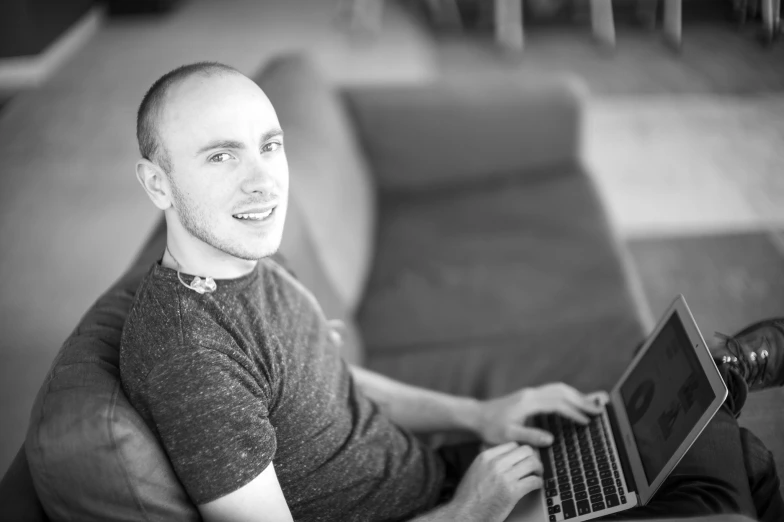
[358,169,645,395]
[368,315,642,402]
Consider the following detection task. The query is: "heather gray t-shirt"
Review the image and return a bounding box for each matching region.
[120,259,444,521]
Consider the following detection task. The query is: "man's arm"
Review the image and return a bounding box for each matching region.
[198,443,542,522]
[349,364,482,435]
[350,365,607,446]
[198,463,292,522]
[411,442,544,522]
[137,348,283,518]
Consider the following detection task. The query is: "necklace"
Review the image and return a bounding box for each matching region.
[165,246,217,294]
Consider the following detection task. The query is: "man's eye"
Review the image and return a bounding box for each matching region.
[262,141,282,153]
[209,152,233,163]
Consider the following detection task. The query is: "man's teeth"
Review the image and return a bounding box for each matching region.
[235,209,273,220]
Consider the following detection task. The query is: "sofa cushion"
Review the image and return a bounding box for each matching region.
[256,54,377,314]
[369,315,642,403]
[359,168,645,394]
[344,75,584,193]
[25,221,200,521]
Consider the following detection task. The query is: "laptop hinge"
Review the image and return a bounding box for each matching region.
[607,401,638,494]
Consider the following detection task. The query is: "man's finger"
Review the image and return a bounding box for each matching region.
[567,392,605,416]
[558,386,601,414]
[522,397,590,425]
[496,444,536,469]
[511,452,544,479]
[508,425,554,447]
[480,441,520,459]
[585,391,610,409]
[556,383,586,405]
[554,404,590,425]
[515,475,544,497]
[552,388,598,418]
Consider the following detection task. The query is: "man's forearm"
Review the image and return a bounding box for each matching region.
[349,365,482,434]
[408,501,467,522]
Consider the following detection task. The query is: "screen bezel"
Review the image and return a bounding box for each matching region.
[609,294,728,505]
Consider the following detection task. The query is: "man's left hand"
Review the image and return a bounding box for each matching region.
[476,383,609,447]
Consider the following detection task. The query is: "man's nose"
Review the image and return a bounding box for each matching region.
[241,159,277,195]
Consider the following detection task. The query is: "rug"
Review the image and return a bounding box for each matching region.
[584,95,784,237]
[628,231,784,336]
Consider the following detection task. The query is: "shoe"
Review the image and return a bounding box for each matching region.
[711,318,784,392]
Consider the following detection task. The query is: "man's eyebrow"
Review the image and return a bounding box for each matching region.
[261,129,284,142]
[195,140,245,156]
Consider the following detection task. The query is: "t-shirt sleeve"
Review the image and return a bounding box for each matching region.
[144,347,276,505]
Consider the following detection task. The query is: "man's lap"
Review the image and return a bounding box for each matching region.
[433,409,783,521]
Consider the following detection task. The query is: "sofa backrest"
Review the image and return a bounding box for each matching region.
[343,74,586,193]
[255,54,377,314]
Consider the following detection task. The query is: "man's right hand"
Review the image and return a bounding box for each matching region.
[448,442,543,522]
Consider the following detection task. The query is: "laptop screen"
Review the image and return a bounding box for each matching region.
[619,312,715,484]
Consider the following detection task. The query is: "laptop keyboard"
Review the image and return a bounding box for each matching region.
[538,412,629,520]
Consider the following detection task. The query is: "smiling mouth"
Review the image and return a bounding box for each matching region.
[233,208,275,221]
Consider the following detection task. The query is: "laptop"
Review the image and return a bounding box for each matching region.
[511,294,728,521]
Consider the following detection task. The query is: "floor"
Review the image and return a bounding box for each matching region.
[1,0,783,480]
[436,26,784,238]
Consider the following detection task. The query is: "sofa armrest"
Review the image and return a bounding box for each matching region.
[343,74,587,193]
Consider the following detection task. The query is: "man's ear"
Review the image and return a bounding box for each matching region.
[136,159,173,211]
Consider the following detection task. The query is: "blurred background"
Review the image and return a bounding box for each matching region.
[0,0,782,478]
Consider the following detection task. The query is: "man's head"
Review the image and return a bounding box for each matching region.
[135,62,289,270]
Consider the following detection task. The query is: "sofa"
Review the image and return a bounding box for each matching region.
[0,53,759,522]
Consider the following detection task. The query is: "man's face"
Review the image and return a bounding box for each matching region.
[159,73,289,261]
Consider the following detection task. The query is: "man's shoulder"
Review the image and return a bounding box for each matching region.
[119,264,228,372]
[123,264,186,336]
[260,255,320,310]
[120,258,312,371]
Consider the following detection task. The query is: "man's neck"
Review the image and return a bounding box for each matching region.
[163,233,257,281]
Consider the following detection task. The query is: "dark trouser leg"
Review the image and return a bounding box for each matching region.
[740,427,784,522]
[436,441,482,504]
[600,404,757,520]
[436,369,784,519]
[602,367,782,520]
[436,412,775,520]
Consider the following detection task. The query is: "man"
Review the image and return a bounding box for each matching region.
[120,62,783,522]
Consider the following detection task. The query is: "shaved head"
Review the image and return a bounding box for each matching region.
[136,62,240,173]
[133,62,289,270]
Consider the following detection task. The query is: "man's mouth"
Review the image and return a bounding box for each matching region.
[233,208,275,221]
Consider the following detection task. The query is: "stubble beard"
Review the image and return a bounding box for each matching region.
[169,181,276,262]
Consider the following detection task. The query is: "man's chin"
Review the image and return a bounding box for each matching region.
[230,240,282,262]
